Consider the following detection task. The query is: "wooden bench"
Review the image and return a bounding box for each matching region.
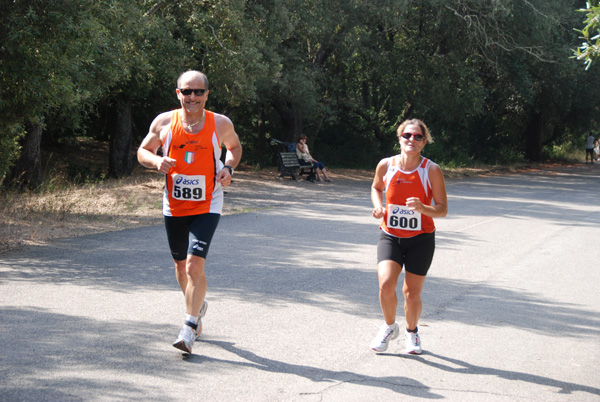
[278,152,301,180]
[278,152,315,181]
[272,138,316,181]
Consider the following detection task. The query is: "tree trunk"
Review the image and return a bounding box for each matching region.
[6,121,43,188]
[108,97,133,178]
[271,95,302,143]
[525,111,543,162]
[256,105,269,167]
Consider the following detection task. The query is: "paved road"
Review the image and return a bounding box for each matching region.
[1,164,599,401]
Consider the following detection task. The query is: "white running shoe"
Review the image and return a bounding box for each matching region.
[370,322,399,352]
[173,324,195,353]
[404,330,422,354]
[194,300,208,340]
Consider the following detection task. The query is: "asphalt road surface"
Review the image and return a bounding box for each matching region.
[1,164,599,401]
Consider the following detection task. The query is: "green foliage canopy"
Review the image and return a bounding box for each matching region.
[2,0,600,187]
[573,0,600,69]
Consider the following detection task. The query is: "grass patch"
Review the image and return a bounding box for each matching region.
[0,167,165,253]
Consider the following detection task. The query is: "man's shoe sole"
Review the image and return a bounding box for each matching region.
[172,340,191,353]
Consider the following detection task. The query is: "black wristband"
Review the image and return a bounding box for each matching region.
[223,165,234,176]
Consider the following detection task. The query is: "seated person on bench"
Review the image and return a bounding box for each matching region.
[296,134,332,182]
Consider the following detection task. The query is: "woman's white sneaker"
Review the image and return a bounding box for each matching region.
[370,322,399,352]
[404,330,422,354]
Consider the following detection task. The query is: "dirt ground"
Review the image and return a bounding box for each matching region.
[0,162,566,255]
[0,166,373,254]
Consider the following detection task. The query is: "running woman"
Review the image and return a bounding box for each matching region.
[137,70,242,353]
[370,118,447,354]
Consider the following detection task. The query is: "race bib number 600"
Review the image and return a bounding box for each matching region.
[387,204,422,231]
[171,174,206,201]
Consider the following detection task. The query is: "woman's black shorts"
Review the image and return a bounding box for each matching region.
[164,213,221,261]
[377,231,435,276]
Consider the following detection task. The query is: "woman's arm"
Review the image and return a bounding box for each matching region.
[406,164,448,218]
[371,159,388,219]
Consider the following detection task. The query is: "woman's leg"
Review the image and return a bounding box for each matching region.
[314,169,321,181]
[314,161,331,181]
[377,260,403,325]
[402,272,426,330]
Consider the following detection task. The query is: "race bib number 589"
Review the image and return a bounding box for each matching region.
[387,204,421,231]
[171,174,206,201]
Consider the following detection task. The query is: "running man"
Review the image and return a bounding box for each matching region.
[137,70,242,353]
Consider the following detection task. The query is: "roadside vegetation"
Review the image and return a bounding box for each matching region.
[1,1,597,253]
[2,1,600,189]
[0,137,583,255]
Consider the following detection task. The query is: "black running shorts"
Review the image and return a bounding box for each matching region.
[377,231,435,276]
[164,213,221,261]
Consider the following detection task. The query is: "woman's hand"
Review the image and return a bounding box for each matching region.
[372,206,385,219]
[406,197,424,213]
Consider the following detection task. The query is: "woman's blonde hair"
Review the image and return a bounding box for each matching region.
[397,119,433,143]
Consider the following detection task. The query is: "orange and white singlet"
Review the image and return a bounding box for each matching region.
[162,109,224,217]
[380,155,436,238]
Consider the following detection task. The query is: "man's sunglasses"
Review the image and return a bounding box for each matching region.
[400,132,424,141]
[179,88,207,96]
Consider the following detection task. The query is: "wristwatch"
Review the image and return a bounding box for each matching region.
[223,165,234,176]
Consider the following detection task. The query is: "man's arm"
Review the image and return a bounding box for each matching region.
[137,111,177,174]
[215,113,242,186]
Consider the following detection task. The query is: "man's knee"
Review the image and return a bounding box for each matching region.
[174,259,186,274]
[186,256,206,279]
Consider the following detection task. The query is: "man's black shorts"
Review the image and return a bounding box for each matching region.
[164,213,220,261]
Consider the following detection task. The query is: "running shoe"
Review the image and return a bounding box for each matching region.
[404,330,422,354]
[172,324,195,353]
[194,300,208,340]
[370,322,399,352]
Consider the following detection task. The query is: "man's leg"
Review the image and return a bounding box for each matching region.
[184,255,207,317]
[174,259,187,293]
[172,256,207,353]
[172,214,218,352]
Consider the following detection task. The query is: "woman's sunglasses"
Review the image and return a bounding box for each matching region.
[400,132,424,141]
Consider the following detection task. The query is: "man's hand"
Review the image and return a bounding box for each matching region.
[216,168,232,187]
[156,157,176,174]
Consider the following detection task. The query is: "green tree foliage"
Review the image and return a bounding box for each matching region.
[438,0,592,163]
[0,0,138,185]
[235,0,600,166]
[574,0,600,69]
[2,0,600,187]
[101,0,267,174]
[319,0,600,164]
